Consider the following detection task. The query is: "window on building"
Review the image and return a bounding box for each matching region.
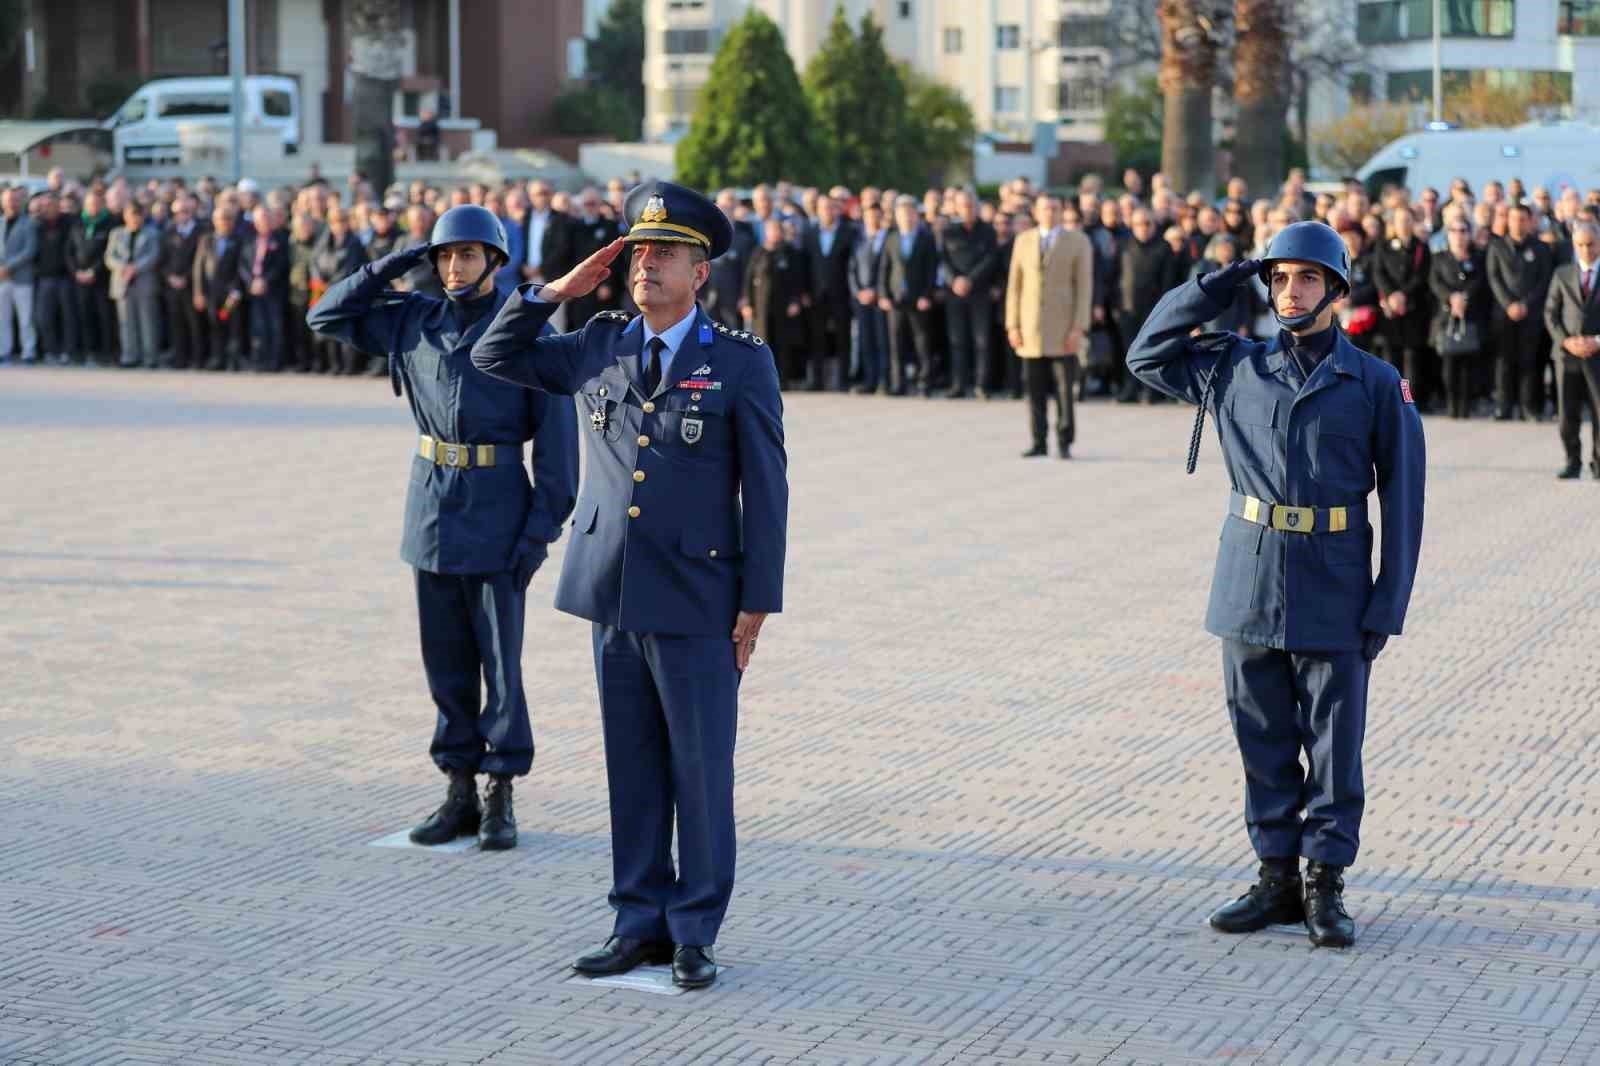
[1387,67,1573,107]
[1348,72,1374,104]
[996,24,1021,49]
[1056,56,1106,112]
[897,1,912,18]
[1559,0,1600,32]
[1055,16,1108,48]
[1356,0,1514,43]
[664,28,712,54]
[667,0,706,9]
[943,27,963,53]
[994,85,1022,113]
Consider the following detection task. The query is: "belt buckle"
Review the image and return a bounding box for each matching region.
[440,443,467,468]
[1271,505,1315,533]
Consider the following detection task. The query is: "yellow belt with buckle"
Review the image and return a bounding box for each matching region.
[418,435,525,469]
[1232,492,1355,534]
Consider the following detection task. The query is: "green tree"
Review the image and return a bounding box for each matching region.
[897,66,976,187]
[585,0,645,139]
[803,9,908,188]
[676,10,825,187]
[550,82,638,141]
[1104,76,1163,179]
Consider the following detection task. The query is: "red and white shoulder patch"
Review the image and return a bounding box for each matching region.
[1399,378,1415,404]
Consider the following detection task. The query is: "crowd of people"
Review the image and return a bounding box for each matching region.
[6,162,1600,468]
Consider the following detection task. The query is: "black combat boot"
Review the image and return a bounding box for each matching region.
[478,774,518,851]
[408,768,480,845]
[1208,858,1305,933]
[1304,862,1356,948]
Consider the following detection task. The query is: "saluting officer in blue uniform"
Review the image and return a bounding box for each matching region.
[471,181,788,989]
[307,206,578,851]
[1127,222,1425,948]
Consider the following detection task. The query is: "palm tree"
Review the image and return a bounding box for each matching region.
[1158,0,1220,195]
[1234,0,1288,201]
[348,0,406,194]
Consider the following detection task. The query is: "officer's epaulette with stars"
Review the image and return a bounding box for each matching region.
[592,310,634,325]
[711,321,765,349]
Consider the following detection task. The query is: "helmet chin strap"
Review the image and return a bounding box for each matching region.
[443,255,502,302]
[1273,286,1342,333]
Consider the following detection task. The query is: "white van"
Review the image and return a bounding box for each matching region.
[1355,122,1600,198]
[104,76,300,168]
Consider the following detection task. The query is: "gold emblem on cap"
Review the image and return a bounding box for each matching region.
[640,195,668,223]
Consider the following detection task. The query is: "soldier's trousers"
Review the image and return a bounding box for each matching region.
[414,568,534,777]
[1222,640,1369,867]
[593,623,740,948]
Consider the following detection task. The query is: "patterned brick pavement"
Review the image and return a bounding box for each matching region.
[2,366,1599,1066]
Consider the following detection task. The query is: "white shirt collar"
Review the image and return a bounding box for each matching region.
[642,306,700,376]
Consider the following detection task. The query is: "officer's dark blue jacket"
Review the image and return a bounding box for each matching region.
[1128,278,1426,652]
[307,265,578,575]
[470,289,788,637]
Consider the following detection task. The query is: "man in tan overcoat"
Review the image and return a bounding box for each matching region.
[1007,195,1094,458]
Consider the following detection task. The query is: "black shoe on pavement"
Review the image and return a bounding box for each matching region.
[1208,858,1305,933]
[1558,462,1582,480]
[1304,862,1356,947]
[1590,461,1600,480]
[573,936,675,976]
[1021,445,1048,458]
[478,774,517,851]
[1058,445,1072,460]
[408,768,480,845]
[672,945,718,988]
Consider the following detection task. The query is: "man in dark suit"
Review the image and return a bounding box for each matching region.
[519,179,575,300]
[1488,202,1556,420]
[565,186,626,329]
[704,188,756,330]
[1114,207,1182,403]
[939,190,999,398]
[473,180,788,992]
[239,205,291,372]
[801,193,854,391]
[193,204,247,371]
[160,193,209,369]
[1543,219,1600,479]
[848,201,890,394]
[878,194,939,395]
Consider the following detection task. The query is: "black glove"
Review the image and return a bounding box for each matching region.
[512,540,549,590]
[373,242,432,284]
[1198,257,1263,299]
[1361,631,1389,662]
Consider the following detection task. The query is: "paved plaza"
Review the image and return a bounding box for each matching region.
[3,365,1600,1066]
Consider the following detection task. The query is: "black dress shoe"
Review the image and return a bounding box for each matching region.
[1493,411,1513,421]
[1558,463,1582,480]
[1021,445,1047,458]
[408,769,480,845]
[1208,858,1305,933]
[1591,462,1600,480]
[1058,444,1072,460]
[672,944,717,988]
[478,774,517,850]
[573,935,674,975]
[1304,862,1356,947]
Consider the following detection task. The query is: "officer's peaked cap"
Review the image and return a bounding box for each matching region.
[1259,221,1351,295]
[429,204,510,263]
[623,180,732,259]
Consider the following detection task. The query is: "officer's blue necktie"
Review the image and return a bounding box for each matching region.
[644,336,666,395]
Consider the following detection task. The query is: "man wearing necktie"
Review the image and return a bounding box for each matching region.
[1543,219,1600,479]
[1006,194,1094,458]
[472,180,789,990]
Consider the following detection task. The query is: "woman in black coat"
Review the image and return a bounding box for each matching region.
[1373,205,1432,401]
[740,218,807,386]
[1427,218,1490,419]
[1337,225,1382,351]
[308,205,370,374]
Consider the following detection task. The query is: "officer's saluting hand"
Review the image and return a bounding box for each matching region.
[471,181,788,991]
[1127,221,1425,951]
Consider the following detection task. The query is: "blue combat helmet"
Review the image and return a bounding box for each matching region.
[430,205,510,300]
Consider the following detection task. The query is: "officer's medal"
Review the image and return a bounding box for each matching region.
[591,407,608,433]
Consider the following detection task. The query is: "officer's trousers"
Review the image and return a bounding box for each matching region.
[414,568,534,777]
[593,623,740,947]
[1222,640,1369,867]
[1556,356,1600,467]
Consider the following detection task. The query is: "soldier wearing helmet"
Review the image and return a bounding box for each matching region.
[1126,220,1426,950]
[307,204,578,852]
